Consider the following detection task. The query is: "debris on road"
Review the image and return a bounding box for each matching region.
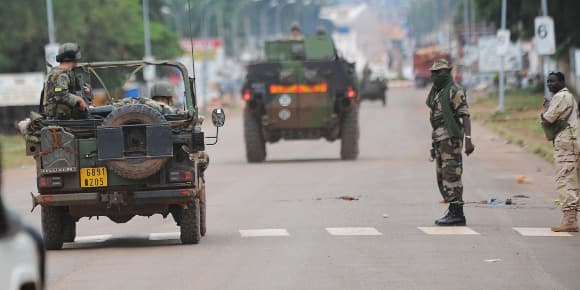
[382,214,389,218]
[512,194,530,199]
[338,195,359,201]
[484,259,502,263]
[515,175,533,184]
[505,198,513,205]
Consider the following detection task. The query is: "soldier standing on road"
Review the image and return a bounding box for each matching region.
[541,72,579,232]
[43,43,89,119]
[427,59,475,226]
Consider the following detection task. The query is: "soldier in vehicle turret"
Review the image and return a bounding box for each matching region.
[287,22,304,41]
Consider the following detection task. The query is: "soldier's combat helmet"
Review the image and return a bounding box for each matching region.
[56,43,81,62]
[291,21,301,31]
[150,81,175,100]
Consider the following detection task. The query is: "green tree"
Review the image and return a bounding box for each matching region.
[471,0,580,59]
[0,0,181,73]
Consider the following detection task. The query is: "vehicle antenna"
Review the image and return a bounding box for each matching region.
[187,0,197,95]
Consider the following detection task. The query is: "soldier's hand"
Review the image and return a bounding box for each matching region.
[465,140,475,156]
[76,96,88,111]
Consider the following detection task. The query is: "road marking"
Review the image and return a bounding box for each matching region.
[513,227,573,237]
[239,228,290,237]
[74,234,113,243]
[418,227,480,235]
[325,227,383,236]
[148,232,180,241]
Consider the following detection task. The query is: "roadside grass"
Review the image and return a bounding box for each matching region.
[471,88,554,162]
[0,135,34,169]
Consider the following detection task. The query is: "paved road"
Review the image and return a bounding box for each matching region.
[3,87,580,290]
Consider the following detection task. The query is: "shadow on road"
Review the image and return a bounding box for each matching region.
[61,237,181,251]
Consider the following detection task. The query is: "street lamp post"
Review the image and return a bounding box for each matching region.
[143,0,152,60]
[541,0,550,99]
[498,0,506,112]
[46,0,56,44]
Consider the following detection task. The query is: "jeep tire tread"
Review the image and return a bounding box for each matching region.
[244,109,266,163]
[62,214,76,243]
[41,206,65,250]
[180,199,202,244]
[340,106,360,160]
[102,104,168,179]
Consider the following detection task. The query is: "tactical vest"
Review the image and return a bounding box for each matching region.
[542,112,572,141]
[43,68,76,119]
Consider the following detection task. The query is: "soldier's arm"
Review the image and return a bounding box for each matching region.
[542,93,568,124]
[54,73,81,107]
[454,90,475,155]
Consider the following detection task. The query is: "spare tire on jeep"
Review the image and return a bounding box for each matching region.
[102,104,169,180]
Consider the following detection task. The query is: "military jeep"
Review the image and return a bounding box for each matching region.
[24,60,225,250]
[242,35,360,162]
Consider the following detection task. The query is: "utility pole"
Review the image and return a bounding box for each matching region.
[463,0,469,45]
[541,0,550,99]
[143,0,152,60]
[46,0,56,44]
[498,0,507,112]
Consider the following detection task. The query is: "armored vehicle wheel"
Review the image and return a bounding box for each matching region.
[244,110,266,163]
[62,214,76,243]
[102,104,168,179]
[340,106,360,160]
[180,199,202,244]
[41,206,65,250]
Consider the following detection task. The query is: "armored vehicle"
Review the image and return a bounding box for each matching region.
[22,61,225,249]
[359,66,388,107]
[242,35,359,162]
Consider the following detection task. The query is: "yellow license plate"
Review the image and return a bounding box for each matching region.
[80,167,108,188]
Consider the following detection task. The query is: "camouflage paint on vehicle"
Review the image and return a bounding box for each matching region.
[243,35,360,161]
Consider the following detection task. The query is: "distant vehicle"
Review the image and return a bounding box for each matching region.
[359,66,388,107]
[242,35,360,162]
[413,46,450,88]
[0,148,45,290]
[21,61,225,249]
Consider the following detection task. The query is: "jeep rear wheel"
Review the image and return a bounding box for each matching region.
[340,106,360,160]
[102,104,169,179]
[244,109,266,163]
[41,206,65,250]
[180,199,202,244]
[62,214,76,243]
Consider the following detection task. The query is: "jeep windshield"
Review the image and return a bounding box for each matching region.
[75,61,193,113]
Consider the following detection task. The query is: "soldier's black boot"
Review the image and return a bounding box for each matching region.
[435,203,466,226]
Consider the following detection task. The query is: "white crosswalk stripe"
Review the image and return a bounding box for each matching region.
[513,227,573,237]
[74,234,113,243]
[148,232,180,241]
[325,227,382,236]
[418,227,480,235]
[239,228,290,237]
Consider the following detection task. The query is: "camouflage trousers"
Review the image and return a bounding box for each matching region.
[553,130,579,211]
[434,138,463,204]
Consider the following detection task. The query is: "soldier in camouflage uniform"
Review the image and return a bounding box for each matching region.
[43,43,88,119]
[150,81,177,115]
[541,72,579,232]
[427,59,475,226]
[287,22,304,41]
